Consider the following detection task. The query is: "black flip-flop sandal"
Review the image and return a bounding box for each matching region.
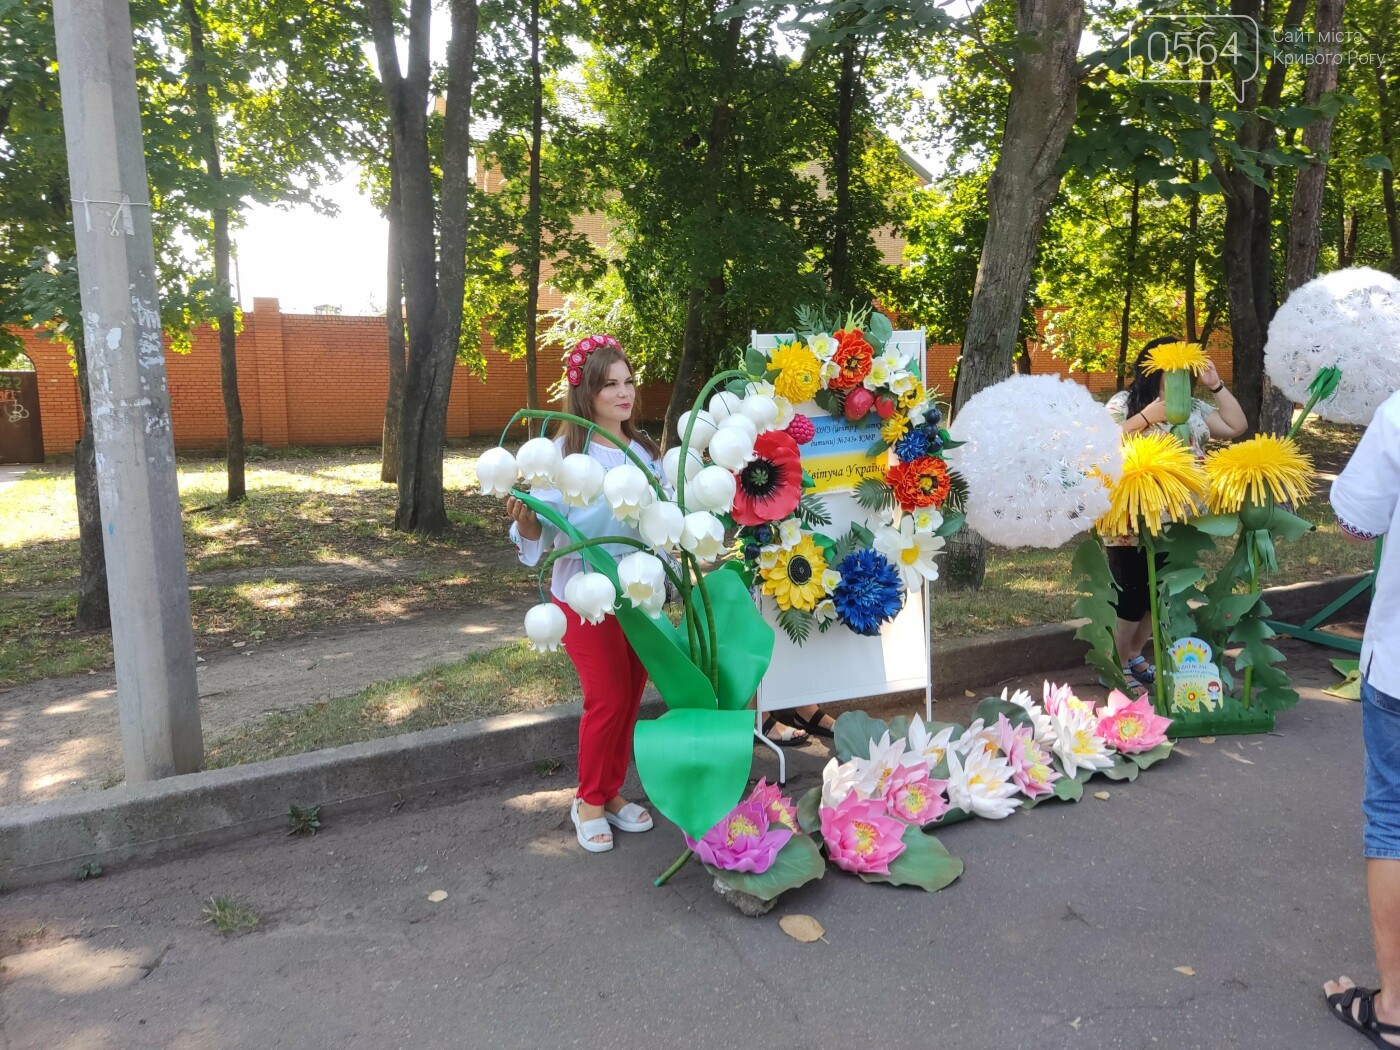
[789,707,836,740]
[1326,985,1400,1046]
[761,716,809,747]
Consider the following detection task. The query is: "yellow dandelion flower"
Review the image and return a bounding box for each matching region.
[880,411,910,444]
[769,341,822,404]
[1097,431,1209,538]
[1204,434,1316,514]
[1140,341,1210,376]
[760,534,828,612]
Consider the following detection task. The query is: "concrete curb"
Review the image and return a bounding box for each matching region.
[1,574,1369,890]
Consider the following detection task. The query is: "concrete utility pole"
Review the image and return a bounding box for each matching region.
[52,0,204,782]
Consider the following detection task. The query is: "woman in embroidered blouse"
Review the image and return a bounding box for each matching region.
[1103,337,1247,690]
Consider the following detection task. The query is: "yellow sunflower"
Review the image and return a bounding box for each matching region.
[898,378,927,410]
[760,534,829,612]
[1097,431,1209,538]
[880,411,910,444]
[1204,434,1316,514]
[769,341,822,404]
[1140,341,1210,376]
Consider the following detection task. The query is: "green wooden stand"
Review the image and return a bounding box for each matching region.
[1167,704,1275,739]
[1264,537,1381,654]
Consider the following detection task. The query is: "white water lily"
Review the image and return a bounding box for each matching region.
[1050,703,1114,778]
[602,463,655,525]
[677,409,719,452]
[717,412,759,443]
[679,511,726,560]
[852,731,922,799]
[707,426,756,471]
[951,717,998,757]
[1002,686,1056,746]
[523,602,567,652]
[563,571,616,626]
[946,746,1022,820]
[708,390,744,422]
[740,393,780,432]
[687,465,736,515]
[905,715,957,769]
[874,516,945,591]
[911,507,944,533]
[515,437,563,487]
[557,453,606,508]
[617,551,667,618]
[475,446,519,497]
[639,500,685,550]
[662,446,704,488]
[821,756,861,808]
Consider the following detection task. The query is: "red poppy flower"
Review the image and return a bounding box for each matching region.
[829,330,874,391]
[886,456,951,511]
[731,430,803,525]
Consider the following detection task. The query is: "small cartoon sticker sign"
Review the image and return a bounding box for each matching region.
[1169,636,1224,714]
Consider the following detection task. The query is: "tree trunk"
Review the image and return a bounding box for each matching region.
[523,0,544,421]
[182,0,244,502]
[382,164,405,483]
[1185,76,1212,343]
[952,0,1085,417]
[666,15,743,443]
[830,37,857,299]
[1266,0,1345,436]
[72,326,110,631]
[1377,64,1400,275]
[1115,179,1142,389]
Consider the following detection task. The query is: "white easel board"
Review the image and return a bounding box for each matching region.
[750,329,933,718]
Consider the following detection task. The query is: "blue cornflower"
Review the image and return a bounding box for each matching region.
[833,548,904,636]
[893,428,930,462]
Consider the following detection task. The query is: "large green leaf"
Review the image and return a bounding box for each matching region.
[797,786,821,833]
[1191,513,1241,537]
[1096,754,1141,782]
[1127,741,1174,770]
[858,825,963,892]
[706,833,826,901]
[633,708,755,840]
[867,309,894,350]
[1071,536,1128,692]
[834,710,893,761]
[678,563,774,710]
[972,697,1033,731]
[1052,775,1084,802]
[1267,508,1315,543]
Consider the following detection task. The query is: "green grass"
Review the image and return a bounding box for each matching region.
[201,897,259,934]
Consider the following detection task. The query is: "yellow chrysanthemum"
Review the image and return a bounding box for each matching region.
[1204,434,1316,514]
[898,378,926,410]
[1140,341,1210,376]
[1096,431,1209,537]
[769,341,822,404]
[760,534,828,612]
[881,411,910,444]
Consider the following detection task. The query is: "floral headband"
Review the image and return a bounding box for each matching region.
[565,334,622,386]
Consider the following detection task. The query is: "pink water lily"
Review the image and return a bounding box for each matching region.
[997,714,1060,800]
[748,777,800,831]
[685,799,793,874]
[1096,691,1173,754]
[885,764,949,824]
[820,793,907,875]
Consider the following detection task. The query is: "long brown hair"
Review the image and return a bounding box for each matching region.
[556,343,661,459]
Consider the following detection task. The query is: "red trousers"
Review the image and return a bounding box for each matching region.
[556,599,648,806]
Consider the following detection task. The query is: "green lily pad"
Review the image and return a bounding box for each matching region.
[858,825,963,892]
[1126,741,1174,770]
[1096,754,1141,782]
[796,786,821,833]
[1052,775,1084,802]
[705,833,826,902]
[834,710,893,762]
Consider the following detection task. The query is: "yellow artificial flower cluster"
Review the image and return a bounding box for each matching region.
[1097,431,1209,538]
[1204,434,1316,515]
[1140,341,1210,376]
[760,534,829,612]
[769,340,822,404]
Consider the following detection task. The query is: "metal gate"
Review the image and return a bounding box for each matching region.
[0,370,45,464]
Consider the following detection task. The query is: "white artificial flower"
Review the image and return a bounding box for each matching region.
[905,715,957,769]
[1002,686,1056,746]
[617,551,667,618]
[821,756,861,808]
[888,371,918,398]
[740,393,780,433]
[745,379,777,398]
[687,465,736,515]
[951,717,998,757]
[707,426,756,471]
[777,518,803,549]
[717,412,759,443]
[873,516,945,592]
[662,446,704,488]
[677,409,719,453]
[523,602,567,652]
[563,571,616,626]
[516,437,563,487]
[679,512,726,561]
[820,568,842,592]
[771,395,795,429]
[708,390,744,422]
[475,446,519,497]
[820,359,841,384]
[1050,703,1114,778]
[946,746,1022,820]
[865,356,894,389]
[758,546,782,571]
[557,453,606,508]
[852,731,922,799]
[602,463,655,525]
[639,500,685,551]
[809,332,837,360]
[907,400,929,427]
[911,507,943,533]
[814,598,837,625]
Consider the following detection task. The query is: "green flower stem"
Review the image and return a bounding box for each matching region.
[675,369,749,510]
[690,553,721,694]
[499,409,666,500]
[1142,526,1169,717]
[1286,390,1326,441]
[537,531,689,600]
[654,847,693,887]
[1242,547,1259,709]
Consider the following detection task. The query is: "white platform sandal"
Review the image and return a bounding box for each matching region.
[604,802,653,834]
[571,798,613,853]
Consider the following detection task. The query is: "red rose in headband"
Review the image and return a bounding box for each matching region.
[565,334,621,386]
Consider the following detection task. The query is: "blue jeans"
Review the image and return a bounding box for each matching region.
[1363,676,1400,859]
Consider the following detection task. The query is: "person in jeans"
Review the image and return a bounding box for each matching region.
[1324,388,1400,1046]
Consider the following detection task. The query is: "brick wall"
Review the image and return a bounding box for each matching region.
[8,301,1232,461]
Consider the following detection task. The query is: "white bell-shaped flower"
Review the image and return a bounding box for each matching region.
[617,551,668,618]
[563,571,616,626]
[557,453,605,508]
[708,390,744,422]
[475,446,519,497]
[716,412,758,443]
[516,437,563,487]
[677,409,719,452]
[687,465,736,515]
[602,463,655,525]
[639,500,685,550]
[707,426,756,471]
[523,602,567,652]
[740,393,780,433]
[662,446,704,488]
[680,511,726,561]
